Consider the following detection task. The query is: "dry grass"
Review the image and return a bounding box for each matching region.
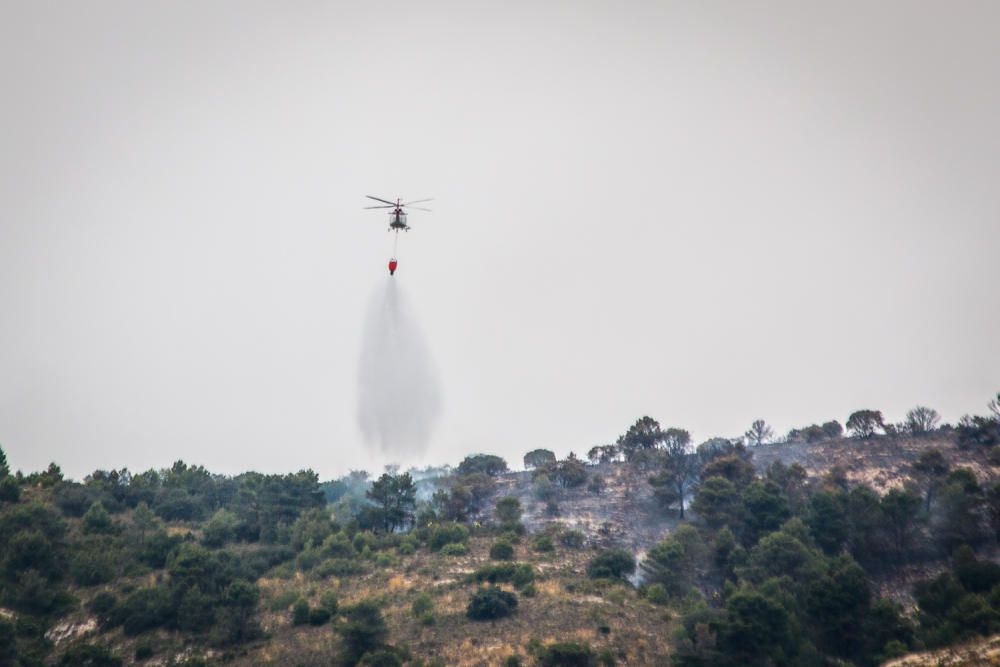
[232,533,674,665]
[884,635,1000,666]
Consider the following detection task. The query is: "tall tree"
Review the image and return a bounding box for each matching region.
[745,420,774,447]
[913,448,950,511]
[131,501,157,547]
[906,406,941,435]
[847,410,884,439]
[523,449,556,470]
[649,428,699,518]
[366,473,417,533]
[617,416,664,462]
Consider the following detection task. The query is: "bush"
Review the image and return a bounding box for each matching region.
[320,590,339,616]
[71,547,116,586]
[429,523,469,551]
[587,475,605,495]
[113,587,171,636]
[457,454,509,476]
[440,543,468,556]
[645,583,669,605]
[267,589,300,612]
[533,535,555,553]
[359,649,403,666]
[466,586,518,620]
[398,537,417,555]
[339,600,389,665]
[309,607,332,625]
[412,592,434,618]
[314,558,367,578]
[537,641,596,666]
[201,508,239,547]
[58,643,123,666]
[135,643,154,661]
[0,477,20,504]
[88,592,118,625]
[472,563,535,589]
[586,549,635,580]
[82,502,115,534]
[495,496,523,525]
[559,529,585,549]
[490,541,515,560]
[292,598,310,625]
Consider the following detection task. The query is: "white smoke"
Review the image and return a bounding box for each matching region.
[357,279,442,459]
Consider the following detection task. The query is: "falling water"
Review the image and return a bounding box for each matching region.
[357,279,442,459]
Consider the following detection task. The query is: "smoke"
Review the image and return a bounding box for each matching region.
[357,280,442,459]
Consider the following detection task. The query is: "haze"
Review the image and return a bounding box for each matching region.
[2,1,998,480]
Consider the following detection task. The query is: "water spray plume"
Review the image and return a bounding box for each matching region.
[357,280,442,460]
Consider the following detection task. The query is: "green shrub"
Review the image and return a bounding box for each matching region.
[880,640,908,661]
[412,592,434,618]
[267,589,300,612]
[71,548,116,586]
[201,508,238,547]
[645,583,669,605]
[429,523,469,551]
[504,655,523,667]
[0,477,20,504]
[292,598,310,625]
[472,563,535,589]
[490,541,515,560]
[339,600,389,665]
[58,643,123,666]
[297,547,323,571]
[322,532,356,558]
[533,535,555,552]
[440,543,468,556]
[135,643,154,661]
[82,502,116,535]
[88,592,118,625]
[320,590,339,616]
[353,531,377,553]
[359,648,403,666]
[398,537,418,555]
[309,607,332,625]
[586,549,635,580]
[537,641,596,666]
[314,558,367,578]
[466,586,518,620]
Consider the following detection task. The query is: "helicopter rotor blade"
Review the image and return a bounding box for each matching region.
[363,205,395,209]
[407,206,432,212]
[366,195,397,206]
[403,198,434,206]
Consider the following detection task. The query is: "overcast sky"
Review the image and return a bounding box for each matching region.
[2,1,998,480]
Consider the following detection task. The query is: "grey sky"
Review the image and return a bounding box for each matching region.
[1,1,998,480]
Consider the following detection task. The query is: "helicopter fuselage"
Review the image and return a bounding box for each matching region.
[389,209,409,231]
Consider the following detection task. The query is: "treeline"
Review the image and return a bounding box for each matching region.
[592,393,1000,666]
[1,393,999,666]
[0,456,327,665]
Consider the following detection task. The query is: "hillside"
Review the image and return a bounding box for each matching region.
[1,408,1000,666]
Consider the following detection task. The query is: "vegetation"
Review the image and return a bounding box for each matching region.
[0,392,998,665]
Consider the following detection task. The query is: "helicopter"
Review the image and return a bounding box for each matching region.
[364,195,432,232]
[364,195,432,275]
